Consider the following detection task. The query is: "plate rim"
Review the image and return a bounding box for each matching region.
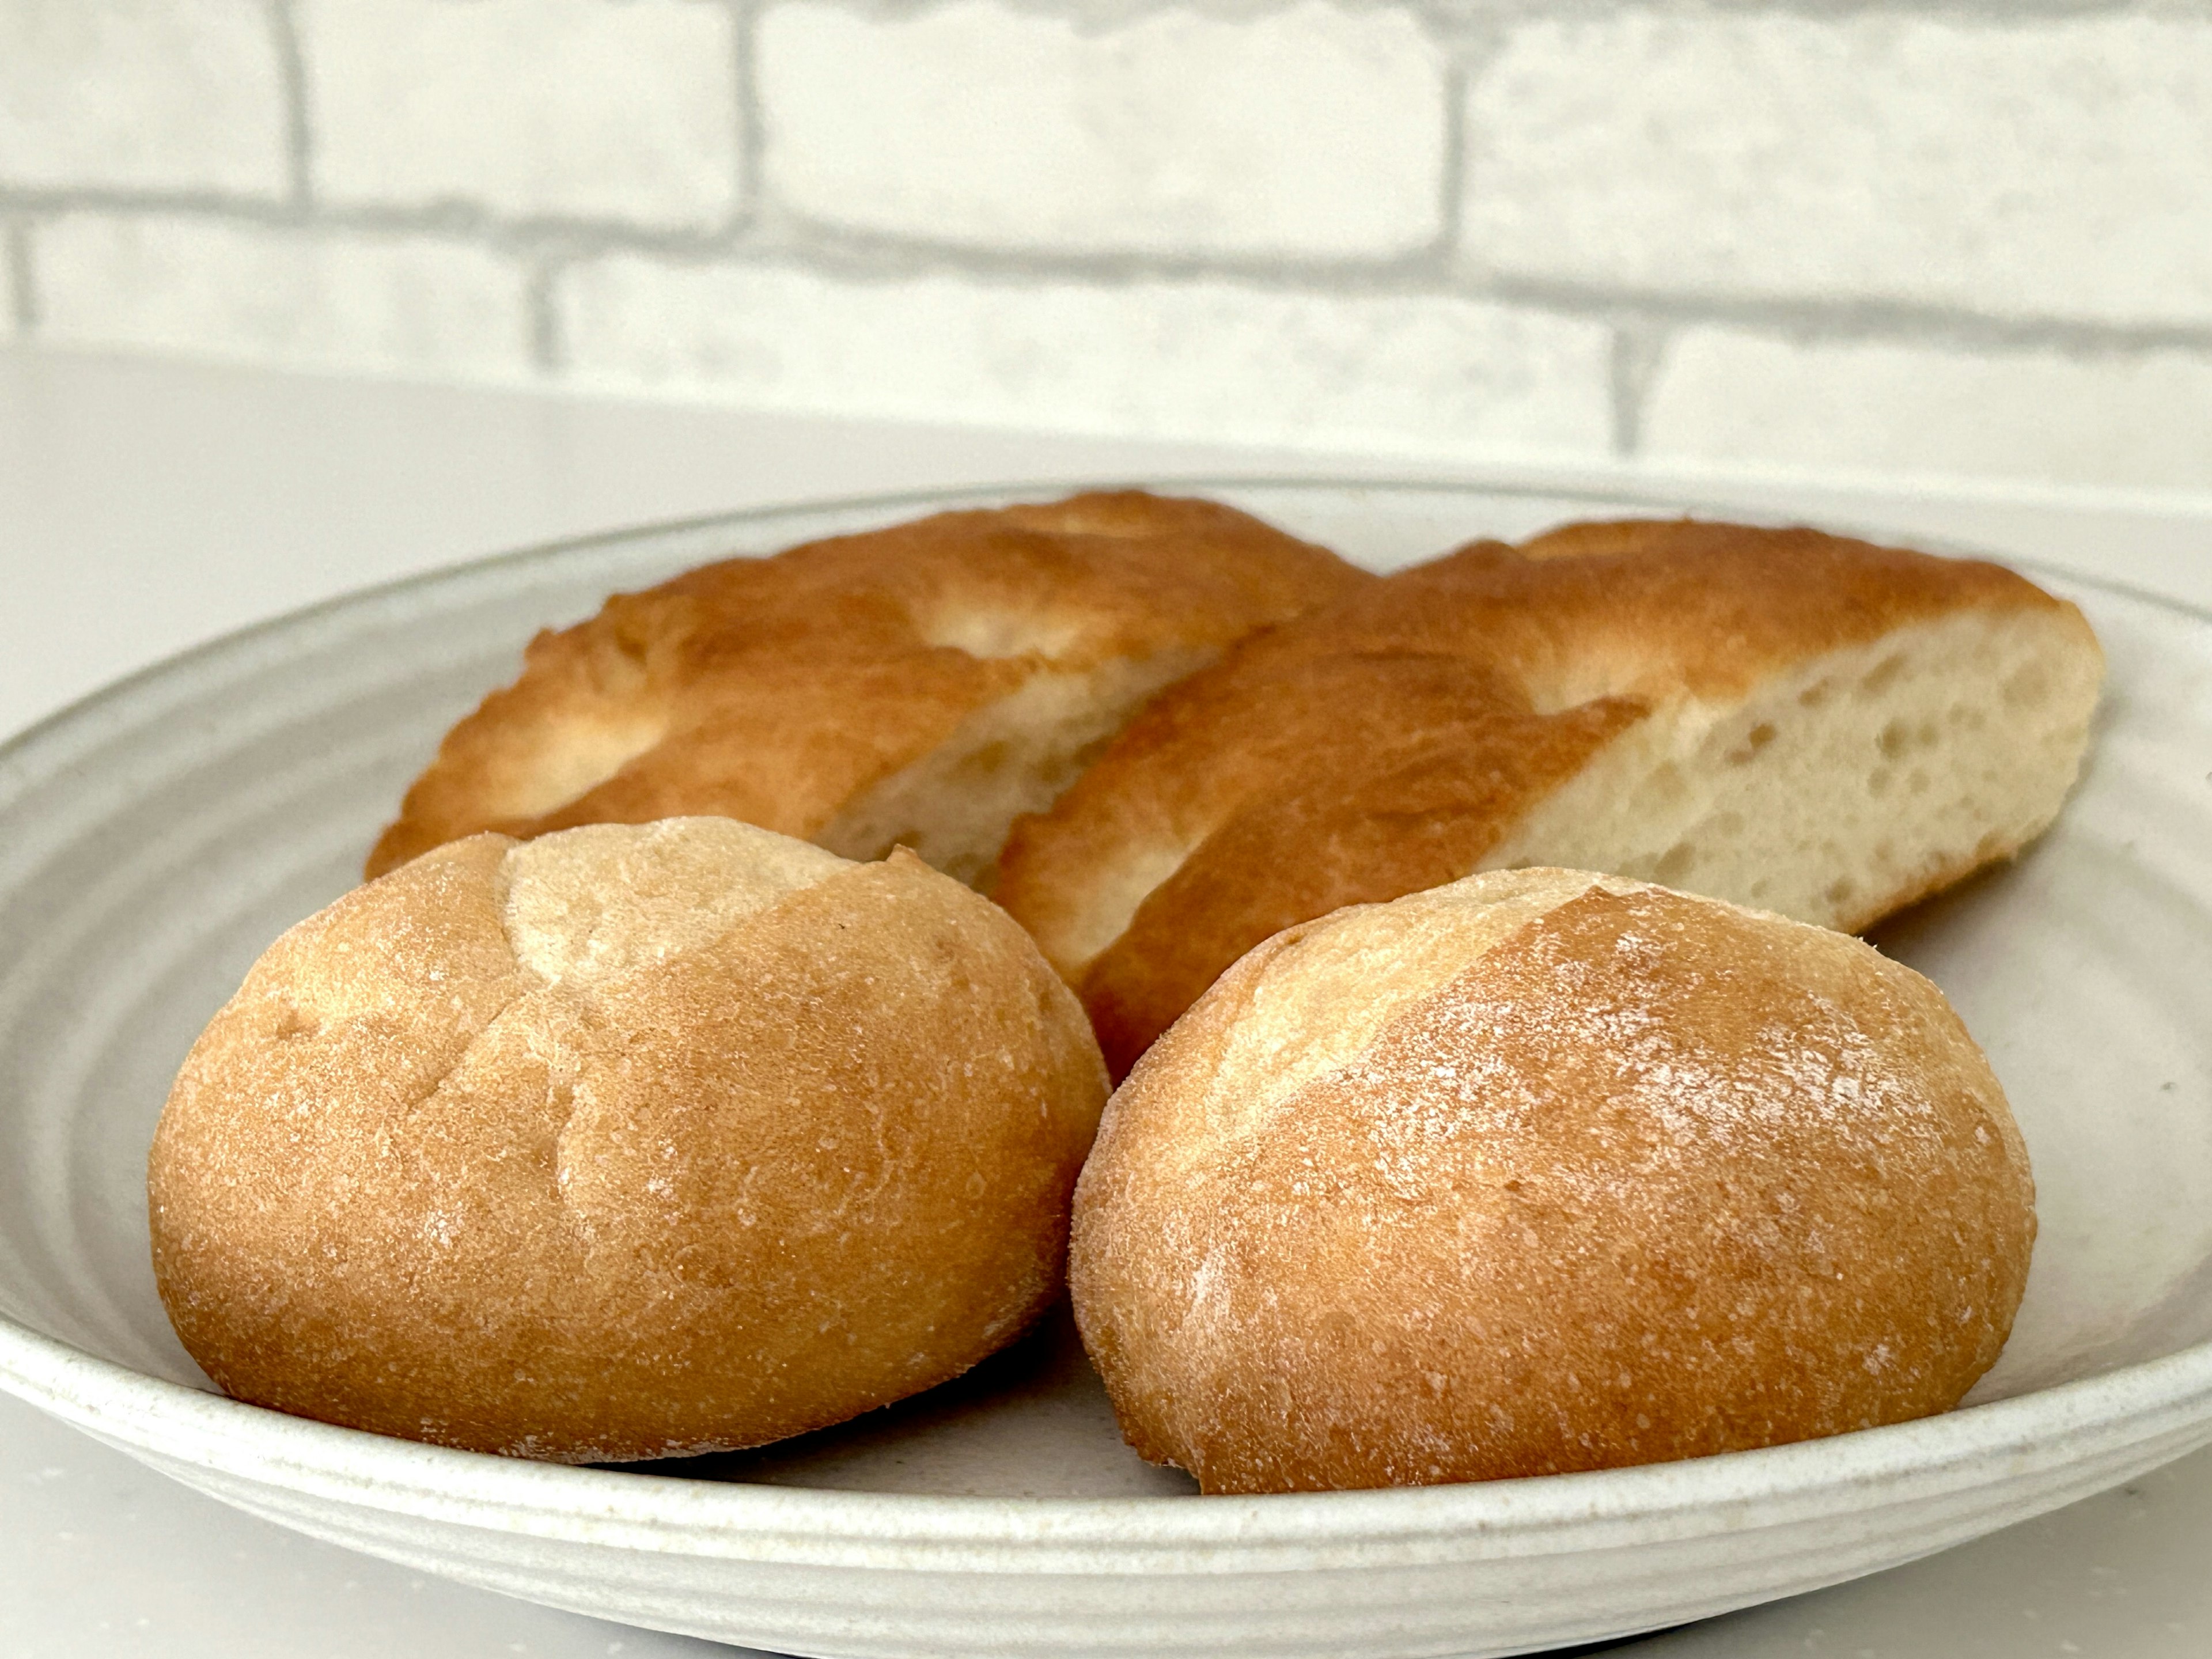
[5,472,2210,1557]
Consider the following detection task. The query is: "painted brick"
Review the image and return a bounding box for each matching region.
[36,215,533,377]
[300,0,740,228]
[1463,12,2212,328]
[556,257,1610,459]
[0,1,286,196]
[758,0,1446,259]
[1642,327,2212,495]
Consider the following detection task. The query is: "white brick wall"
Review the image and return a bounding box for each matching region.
[1643,329,2212,494]
[35,215,533,377]
[0,0,286,197]
[1463,12,2212,329]
[559,259,1611,459]
[758,0,1446,258]
[301,0,741,228]
[6,1,2211,499]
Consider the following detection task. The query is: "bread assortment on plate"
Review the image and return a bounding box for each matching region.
[149,489,2103,1490]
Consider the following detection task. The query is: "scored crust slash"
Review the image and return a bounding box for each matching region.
[147,491,2096,1494]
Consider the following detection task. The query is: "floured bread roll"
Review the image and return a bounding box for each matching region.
[150,818,1107,1462]
[1070,869,2036,1494]
[367,491,1370,887]
[998,518,2104,1075]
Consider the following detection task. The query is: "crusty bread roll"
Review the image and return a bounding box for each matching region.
[1070,868,2036,1494]
[997,519,2104,1075]
[367,491,1371,887]
[150,818,1108,1462]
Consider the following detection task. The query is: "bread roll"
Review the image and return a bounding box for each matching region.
[998,518,2104,1075]
[1070,869,2035,1494]
[367,491,1371,887]
[150,818,1108,1462]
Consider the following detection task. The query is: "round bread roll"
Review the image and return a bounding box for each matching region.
[997,518,2101,1077]
[1070,868,2035,1495]
[150,818,1108,1462]
[366,491,1371,887]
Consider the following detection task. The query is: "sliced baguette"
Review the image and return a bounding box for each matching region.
[367,492,1372,886]
[995,519,2104,1075]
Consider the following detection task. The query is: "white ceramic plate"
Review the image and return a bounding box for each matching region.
[1,481,2209,1659]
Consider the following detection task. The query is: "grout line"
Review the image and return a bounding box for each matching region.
[1476,275,2212,360]
[0,187,753,260]
[2,195,2209,366]
[1422,6,1516,280]
[729,0,767,232]
[0,183,1460,287]
[747,0,2157,23]
[1607,321,1672,457]
[5,219,36,335]
[1419,0,2153,20]
[755,215,1516,301]
[0,186,300,221]
[266,0,316,213]
[525,257,565,373]
[1431,55,1468,260]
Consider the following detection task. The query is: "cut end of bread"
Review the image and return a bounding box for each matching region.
[1479,604,2104,929]
[817,647,1215,889]
[997,517,2105,1078]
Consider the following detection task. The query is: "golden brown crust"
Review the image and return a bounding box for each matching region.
[1062,653,1646,1079]
[995,519,2100,1073]
[1070,874,2036,1493]
[366,492,1370,880]
[151,823,1108,1462]
[1386,519,2070,706]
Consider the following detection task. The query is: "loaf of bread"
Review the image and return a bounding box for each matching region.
[997,518,2104,1075]
[1070,868,2036,1494]
[150,817,1108,1462]
[367,492,1371,887]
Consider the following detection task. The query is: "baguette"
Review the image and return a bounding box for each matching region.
[998,519,2104,1075]
[368,492,1371,888]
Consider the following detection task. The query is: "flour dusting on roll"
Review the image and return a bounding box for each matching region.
[1070,869,2036,1494]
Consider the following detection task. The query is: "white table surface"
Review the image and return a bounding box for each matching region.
[3,344,2210,1659]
